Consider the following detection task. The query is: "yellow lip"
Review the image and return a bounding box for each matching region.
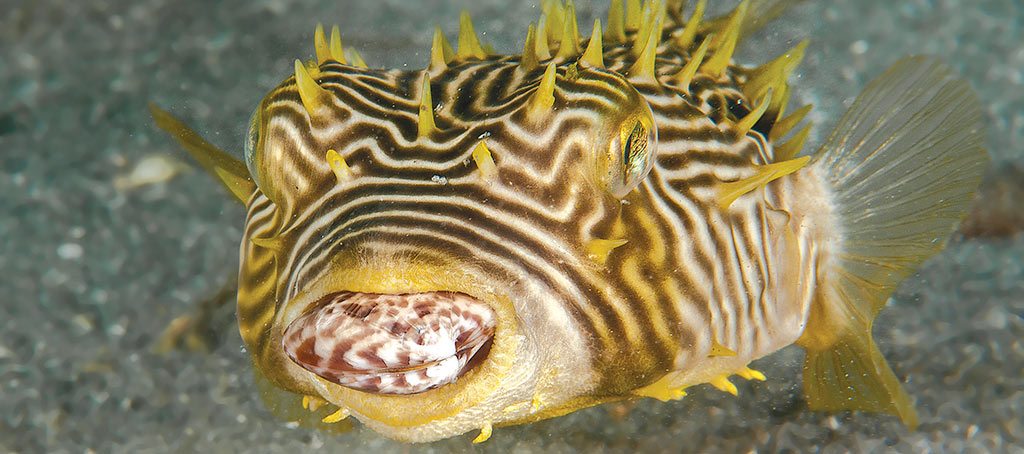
[281,254,522,428]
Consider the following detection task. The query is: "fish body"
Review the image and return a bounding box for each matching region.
[152,0,987,443]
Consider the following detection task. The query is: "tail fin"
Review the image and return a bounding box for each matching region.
[149,103,256,203]
[798,56,987,428]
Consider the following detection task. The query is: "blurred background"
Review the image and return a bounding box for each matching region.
[1,0,1022,452]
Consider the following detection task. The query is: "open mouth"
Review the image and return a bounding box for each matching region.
[282,291,496,394]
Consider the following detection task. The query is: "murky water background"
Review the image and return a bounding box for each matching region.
[2,0,1022,451]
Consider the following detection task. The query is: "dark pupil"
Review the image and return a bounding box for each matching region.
[623,121,648,170]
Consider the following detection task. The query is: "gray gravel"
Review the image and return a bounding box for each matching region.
[2,0,1022,452]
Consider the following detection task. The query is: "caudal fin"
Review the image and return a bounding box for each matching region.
[798,56,987,428]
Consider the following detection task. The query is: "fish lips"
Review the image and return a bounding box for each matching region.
[282,291,496,395]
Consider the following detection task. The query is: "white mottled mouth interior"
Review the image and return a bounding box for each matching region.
[282,291,496,394]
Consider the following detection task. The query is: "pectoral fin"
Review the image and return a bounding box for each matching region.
[252,368,355,434]
[149,103,256,203]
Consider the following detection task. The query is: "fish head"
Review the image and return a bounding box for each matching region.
[238,59,661,441]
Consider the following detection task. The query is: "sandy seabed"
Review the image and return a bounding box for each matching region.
[2,0,1022,452]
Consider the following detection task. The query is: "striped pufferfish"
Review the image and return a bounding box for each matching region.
[152,0,988,444]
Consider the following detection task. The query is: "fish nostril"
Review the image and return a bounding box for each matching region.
[282,291,496,394]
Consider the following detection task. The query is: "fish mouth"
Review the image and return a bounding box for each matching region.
[282,291,496,395]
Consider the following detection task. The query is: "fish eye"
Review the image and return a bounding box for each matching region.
[623,121,651,181]
[244,106,261,180]
[606,113,657,198]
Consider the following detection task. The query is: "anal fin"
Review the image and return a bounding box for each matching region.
[802,330,918,428]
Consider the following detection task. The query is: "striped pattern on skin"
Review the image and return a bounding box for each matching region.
[235,0,821,439]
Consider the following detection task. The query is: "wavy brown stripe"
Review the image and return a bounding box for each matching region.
[236,13,798,395]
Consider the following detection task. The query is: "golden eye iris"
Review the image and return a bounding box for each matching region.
[622,121,649,184]
[605,113,656,199]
